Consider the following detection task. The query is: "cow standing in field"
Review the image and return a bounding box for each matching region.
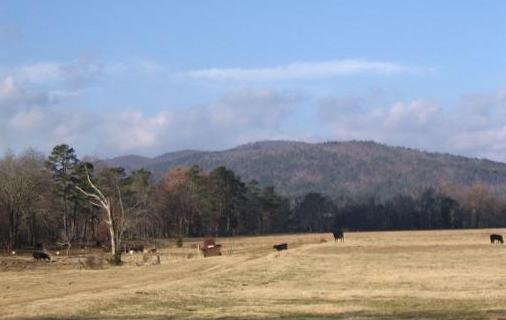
[490,234,504,244]
[273,243,288,251]
[333,229,344,242]
[124,244,144,254]
[32,251,51,261]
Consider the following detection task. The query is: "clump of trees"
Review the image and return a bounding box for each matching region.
[0,145,153,264]
[154,165,290,237]
[0,145,290,263]
[0,150,53,251]
[2,144,506,261]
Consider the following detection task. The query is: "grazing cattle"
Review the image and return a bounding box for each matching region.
[490,234,504,244]
[125,244,144,253]
[273,243,288,251]
[32,251,51,261]
[333,229,344,242]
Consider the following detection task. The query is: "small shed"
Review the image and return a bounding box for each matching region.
[200,238,222,257]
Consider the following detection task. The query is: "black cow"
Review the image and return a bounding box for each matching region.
[273,243,288,251]
[490,234,504,244]
[333,230,344,242]
[33,251,51,261]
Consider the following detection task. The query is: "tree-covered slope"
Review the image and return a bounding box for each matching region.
[106,140,506,198]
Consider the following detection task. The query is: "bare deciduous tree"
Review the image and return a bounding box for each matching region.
[0,151,50,250]
[76,170,126,265]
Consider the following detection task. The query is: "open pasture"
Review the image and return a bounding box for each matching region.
[2,230,506,320]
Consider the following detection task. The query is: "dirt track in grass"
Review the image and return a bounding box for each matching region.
[2,230,506,320]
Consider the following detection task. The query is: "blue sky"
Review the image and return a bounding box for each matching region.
[1,1,506,160]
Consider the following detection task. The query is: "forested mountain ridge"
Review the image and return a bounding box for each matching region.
[105,140,506,199]
[3,141,506,249]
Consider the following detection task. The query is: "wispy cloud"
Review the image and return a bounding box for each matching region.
[182,59,421,81]
[4,65,506,162]
[4,57,506,162]
[0,74,304,156]
[13,58,102,87]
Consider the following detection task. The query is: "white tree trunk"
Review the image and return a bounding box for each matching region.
[76,171,123,265]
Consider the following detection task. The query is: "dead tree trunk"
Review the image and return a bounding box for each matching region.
[76,171,125,265]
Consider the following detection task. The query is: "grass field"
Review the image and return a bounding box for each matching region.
[2,229,506,320]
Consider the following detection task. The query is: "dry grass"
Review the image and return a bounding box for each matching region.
[2,230,506,319]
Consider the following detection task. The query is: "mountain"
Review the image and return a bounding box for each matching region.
[105,140,506,199]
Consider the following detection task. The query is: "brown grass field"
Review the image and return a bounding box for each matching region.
[2,229,506,320]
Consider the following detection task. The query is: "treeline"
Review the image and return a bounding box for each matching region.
[1,144,506,250]
[305,185,506,232]
[0,145,292,249]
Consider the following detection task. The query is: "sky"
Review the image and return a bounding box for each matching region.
[1,1,506,160]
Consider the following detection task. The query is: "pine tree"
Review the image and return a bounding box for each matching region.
[46,144,79,243]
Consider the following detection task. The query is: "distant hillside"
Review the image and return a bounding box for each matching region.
[105,140,506,199]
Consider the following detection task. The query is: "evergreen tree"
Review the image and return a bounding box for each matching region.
[209,167,246,236]
[46,144,79,243]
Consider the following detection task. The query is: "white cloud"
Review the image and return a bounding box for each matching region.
[103,111,170,152]
[0,77,52,111]
[98,89,303,155]
[319,87,506,161]
[7,59,103,88]
[0,76,16,95]
[7,108,47,131]
[383,100,440,131]
[183,59,419,81]
[0,76,93,154]
[102,60,167,77]
[4,58,506,163]
[0,59,106,155]
[17,63,62,83]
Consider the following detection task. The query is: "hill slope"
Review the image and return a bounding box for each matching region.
[105,140,506,198]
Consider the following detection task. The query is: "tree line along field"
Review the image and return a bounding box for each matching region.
[2,229,506,320]
[4,144,506,258]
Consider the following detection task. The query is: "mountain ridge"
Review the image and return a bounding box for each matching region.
[104,140,506,199]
